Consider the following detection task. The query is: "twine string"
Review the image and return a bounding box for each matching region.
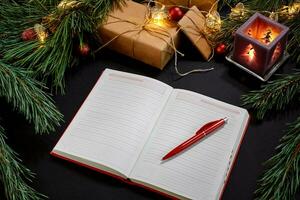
[97,1,216,76]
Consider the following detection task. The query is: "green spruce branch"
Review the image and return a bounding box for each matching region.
[0,126,45,200]
[241,71,300,199]
[285,15,300,64]
[0,1,125,199]
[1,0,125,91]
[241,72,300,120]
[248,0,296,11]
[218,0,246,10]
[0,60,63,133]
[255,117,300,200]
[213,14,249,49]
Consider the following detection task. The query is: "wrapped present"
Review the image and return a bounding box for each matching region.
[178,6,212,60]
[157,0,217,12]
[99,1,180,70]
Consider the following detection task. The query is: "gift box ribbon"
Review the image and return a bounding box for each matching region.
[96,11,183,59]
[98,2,214,76]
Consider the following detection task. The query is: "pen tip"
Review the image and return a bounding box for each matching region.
[223,117,228,122]
[162,154,170,161]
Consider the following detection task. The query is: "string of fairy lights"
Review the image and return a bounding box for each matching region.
[229,2,300,21]
[23,0,300,53]
[148,1,300,51]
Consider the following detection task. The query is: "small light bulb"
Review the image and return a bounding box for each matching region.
[150,7,168,27]
[230,3,245,19]
[205,11,221,32]
[34,24,48,45]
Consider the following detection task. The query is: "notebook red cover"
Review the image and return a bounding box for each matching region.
[50,69,250,199]
[50,151,179,199]
[219,116,250,199]
[50,70,178,199]
[51,117,250,200]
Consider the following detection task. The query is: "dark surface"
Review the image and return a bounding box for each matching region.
[1,47,300,200]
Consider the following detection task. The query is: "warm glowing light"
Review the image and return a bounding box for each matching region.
[205,11,221,32]
[242,44,256,63]
[248,48,255,61]
[288,3,300,16]
[269,12,278,21]
[280,3,300,18]
[246,27,280,45]
[230,3,245,19]
[38,32,47,44]
[233,13,288,76]
[151,13,166,26]
[150,7,168,27]
[34,24,48,45]
[57,0,82,10]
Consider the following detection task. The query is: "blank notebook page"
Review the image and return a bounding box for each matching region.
[130,89,248,199]
[53,69,172,176]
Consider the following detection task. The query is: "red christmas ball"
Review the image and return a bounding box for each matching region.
[168,6,184,22]
[21,28,36,41]
[215,43,227,56]
[79,43,90,56]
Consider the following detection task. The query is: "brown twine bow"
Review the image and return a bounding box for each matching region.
[96,15,183,59]
[148,0,218,76]
[173,6,215,76]
[97,1,216,76]
[96,4,187,76]
[178,11,215,61]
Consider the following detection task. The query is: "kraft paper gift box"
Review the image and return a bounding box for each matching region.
[157,0,217,12]
[178,6,212,60]
[99,1,180,70]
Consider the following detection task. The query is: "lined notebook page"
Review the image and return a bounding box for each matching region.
[52,69,173,177]
[130,89,248,199]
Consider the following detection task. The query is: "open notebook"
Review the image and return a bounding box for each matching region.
[51,69,249,200]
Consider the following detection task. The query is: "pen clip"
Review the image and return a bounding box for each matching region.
[195,118,226,135]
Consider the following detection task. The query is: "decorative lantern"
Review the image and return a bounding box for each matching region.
[229,13,289,80]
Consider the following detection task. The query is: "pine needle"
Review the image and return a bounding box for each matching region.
[241,72,300,120]
[0,60,63,133]
[255,117,300,200]
[0,0,125,92]
[0,1,125,199]
[0,126,46,200]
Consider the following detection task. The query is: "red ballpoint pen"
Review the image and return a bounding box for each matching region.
[162,117,228,161]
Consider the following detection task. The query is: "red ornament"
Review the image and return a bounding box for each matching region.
[215,43,227,56]
[21,28,37,41]
[168,6,184,22]
[79,43,90,56]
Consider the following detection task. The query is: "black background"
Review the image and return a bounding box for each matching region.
[0,43,299,200]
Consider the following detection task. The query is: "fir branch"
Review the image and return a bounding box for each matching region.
[248,0,295,11]
[255,116,300,200]
[0,60,63,133]
[0,125,45,200]
[241,72,300,120]
[285,14,300,64]
[1,0,125,91]
[218,0,246,10]
[213,14,249,48]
